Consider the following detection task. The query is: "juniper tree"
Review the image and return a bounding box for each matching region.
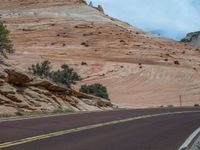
[28,60,51,78]
[0,22,14,60]
[29,61,82,87]
[50,64,81,87]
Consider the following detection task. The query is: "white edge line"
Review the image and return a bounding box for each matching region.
[179,127,200,150]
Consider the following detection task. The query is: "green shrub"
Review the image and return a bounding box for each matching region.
[15,108,24,116]
[0,22,14,56]
[79,83,109,100]
[28,60,51,78]
[174,60,180,65]
[167,105,174,108]
[52,108,74,114]
[50,64,81,87]
[81,61,87,65]
[29,61,81,87]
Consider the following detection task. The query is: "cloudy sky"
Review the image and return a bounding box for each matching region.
[86,0,200,40]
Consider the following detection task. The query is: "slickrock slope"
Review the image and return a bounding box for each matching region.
[181,31,200,48]
[1,0,200,107]
[0,64,112,114]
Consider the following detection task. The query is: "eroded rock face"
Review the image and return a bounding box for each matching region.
[0,66,113,114]
[0,0,86,9]
[5,69,32,85]
[28,79,68,92]
[181,31,200,48]
[0,72,7,80]
[0,79,5,86]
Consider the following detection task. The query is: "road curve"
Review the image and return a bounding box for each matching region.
[0,107,200,150]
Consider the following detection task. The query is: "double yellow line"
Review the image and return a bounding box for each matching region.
[0,110,199,149]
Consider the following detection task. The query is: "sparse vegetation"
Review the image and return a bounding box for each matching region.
[167,105,174,108]
[138,63,143,68]
[15,108,25,116]
[80,83,109,100]
[174,60,180,65]
[28,60,51,78]
[0,108,75,119]
[81,61,88,66]
[164,58,168,62]
[52,108,74,114]
[50,64,81,87]
[0,114,13,118]
[88,1,93,7]
[29,61,81,87]
[81,42,89,47]
[0,21,14,59]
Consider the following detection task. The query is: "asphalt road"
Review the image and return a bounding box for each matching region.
[0,107,200,150]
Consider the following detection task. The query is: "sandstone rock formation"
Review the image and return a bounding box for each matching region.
[1,0,200,108]
[0,64,113,115]
[181,31,200,48]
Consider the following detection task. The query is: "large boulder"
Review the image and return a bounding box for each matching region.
[5,69,32,85]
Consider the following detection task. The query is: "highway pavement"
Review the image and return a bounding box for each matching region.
[0,107,200,150]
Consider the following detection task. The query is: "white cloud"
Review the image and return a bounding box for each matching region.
[86,0,200,40]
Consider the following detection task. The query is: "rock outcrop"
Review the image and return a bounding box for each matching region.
[0,64,113,115]
[1,0,200,107]
[181,31,200,48]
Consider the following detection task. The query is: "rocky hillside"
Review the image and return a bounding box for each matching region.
[1,0,200,107]
[0,64,113,115]
[181,31,200,48]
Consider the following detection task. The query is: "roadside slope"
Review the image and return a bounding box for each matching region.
[0,64,113,114]
[1,0,200,107]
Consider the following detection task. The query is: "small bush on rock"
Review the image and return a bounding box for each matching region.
[0,22,14,58]
[15,108,24,116]
[28,60,51,78]
[29,61,81,87]
[174,60,180,65]
[50,64,81,87]
[79,83,109,100]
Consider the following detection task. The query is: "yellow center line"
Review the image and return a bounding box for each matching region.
[0,110,199,149]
